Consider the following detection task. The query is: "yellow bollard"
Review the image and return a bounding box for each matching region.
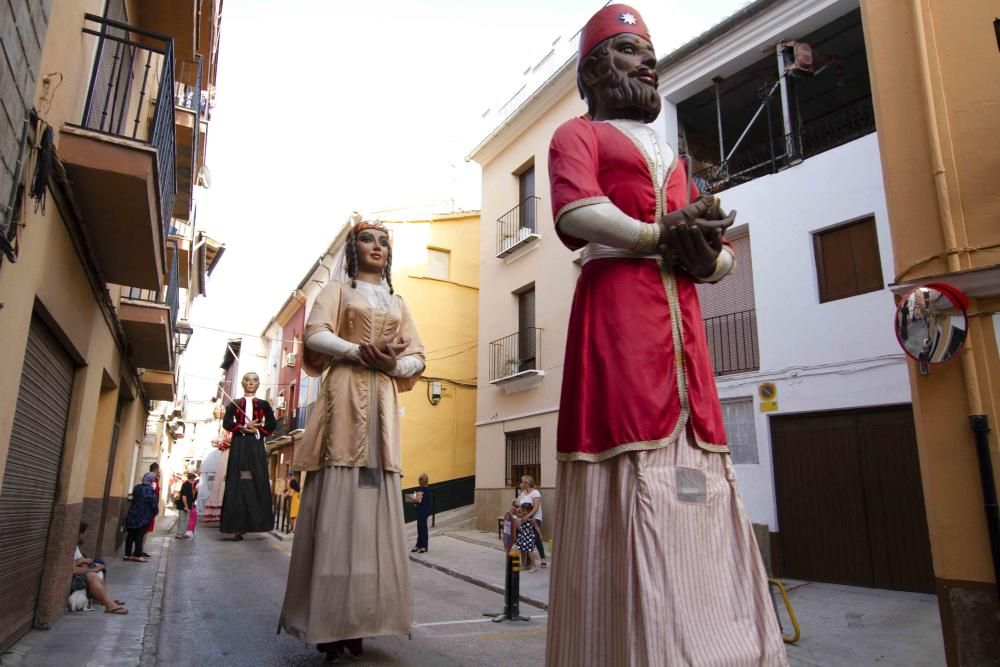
[768,579,801,644]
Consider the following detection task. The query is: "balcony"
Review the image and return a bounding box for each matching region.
[703,309,759,377]
[168,225,192,286]
[489,328,544,393]
[59,14,177,291]
[141,369,175,401]
[133,0,198,61]
[119,253,180,372]
[693,99,876,195]
[173,58,205,222]
[496,197,540,259]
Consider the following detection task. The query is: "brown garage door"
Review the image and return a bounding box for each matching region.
[771,405,934,593]
[0,316,75,651]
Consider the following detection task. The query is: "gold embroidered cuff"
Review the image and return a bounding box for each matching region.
[697,247,735,283]
[630,221,661,254]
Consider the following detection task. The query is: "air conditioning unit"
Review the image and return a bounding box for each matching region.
[284,352,297,368]
[275,395,286,410]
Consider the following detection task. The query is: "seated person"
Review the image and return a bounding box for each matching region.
[72,522,128,615]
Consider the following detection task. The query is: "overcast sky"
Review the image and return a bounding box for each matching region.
[182,0,751,401]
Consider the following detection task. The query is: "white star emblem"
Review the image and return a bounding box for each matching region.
[620,12,637,25]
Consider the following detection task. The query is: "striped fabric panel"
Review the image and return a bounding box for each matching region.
[545,431,787,666]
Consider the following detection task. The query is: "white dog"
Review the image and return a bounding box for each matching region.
[67,571,103,611]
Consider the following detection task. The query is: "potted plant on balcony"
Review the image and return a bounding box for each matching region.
[503,358,521,377]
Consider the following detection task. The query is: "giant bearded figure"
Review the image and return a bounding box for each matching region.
[545,5,787,666]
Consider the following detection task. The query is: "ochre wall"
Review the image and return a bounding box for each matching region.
[393,214,480,487]
[861,1,1000,663]
[0,0,156,626]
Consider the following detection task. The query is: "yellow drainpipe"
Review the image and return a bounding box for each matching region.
[911,0,983,415]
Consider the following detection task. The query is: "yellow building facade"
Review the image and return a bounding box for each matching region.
[390,213,480,490]
[861,1,1000,664]
[260,212,480,514]
[0,0,222,649]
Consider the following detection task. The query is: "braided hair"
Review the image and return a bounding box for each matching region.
[346,230,359,289]
[383,245,394,294]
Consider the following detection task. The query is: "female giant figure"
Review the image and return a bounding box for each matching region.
[279,220,424,662]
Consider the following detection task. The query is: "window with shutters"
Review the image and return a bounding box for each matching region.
[722,398,758,464]
[814,216,883,303]
[506,428,541,487]
[517,286,536,371]
[426,248,450,280]
[518,165,536,232]
[696,227,759,375]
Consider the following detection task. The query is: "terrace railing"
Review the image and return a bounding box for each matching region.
[80,13,177,245]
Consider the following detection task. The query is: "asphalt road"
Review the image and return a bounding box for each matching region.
[156,528,546,666]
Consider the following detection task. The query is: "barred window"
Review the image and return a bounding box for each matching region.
[722,397,758,464]
[506,428,541,487]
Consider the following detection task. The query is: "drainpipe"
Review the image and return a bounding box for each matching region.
[775,44,796,161]
[713,77,725,164]
[911,0,998,602]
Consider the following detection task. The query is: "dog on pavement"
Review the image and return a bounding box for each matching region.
[67,571,103,611]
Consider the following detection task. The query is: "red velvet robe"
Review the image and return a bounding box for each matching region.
[549,117,728,462]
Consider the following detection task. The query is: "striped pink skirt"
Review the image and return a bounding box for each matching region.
[545,431,788,666]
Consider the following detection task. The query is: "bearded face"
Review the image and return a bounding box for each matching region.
[578,36,661,123]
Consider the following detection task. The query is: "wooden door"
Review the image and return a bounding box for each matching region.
[771,405,934,593]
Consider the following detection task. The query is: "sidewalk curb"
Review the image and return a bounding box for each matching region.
[443,531,506,552]
[139,522,175,666]
[408,554,549,610]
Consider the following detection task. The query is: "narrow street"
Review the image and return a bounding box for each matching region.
[156,528,547,666]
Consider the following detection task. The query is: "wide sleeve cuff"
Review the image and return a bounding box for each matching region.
[389,355,425,378]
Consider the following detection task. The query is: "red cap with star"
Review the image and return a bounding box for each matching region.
[578,4,651,63]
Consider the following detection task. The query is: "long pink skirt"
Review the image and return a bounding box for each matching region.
[201,449,229,523]
[545,430,787,666]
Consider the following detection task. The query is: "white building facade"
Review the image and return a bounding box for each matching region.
[472,0,933,592]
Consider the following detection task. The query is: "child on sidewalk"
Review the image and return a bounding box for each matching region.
[515,502,540,573]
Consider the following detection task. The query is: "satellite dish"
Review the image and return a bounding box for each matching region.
[197,165,212,189]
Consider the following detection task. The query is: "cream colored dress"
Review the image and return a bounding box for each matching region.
[279,281,424,644]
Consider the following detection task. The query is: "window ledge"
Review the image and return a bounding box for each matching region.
[497,232,540,260]
[490,369,544,394]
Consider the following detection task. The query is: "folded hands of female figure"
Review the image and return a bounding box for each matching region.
[358,335,410,373]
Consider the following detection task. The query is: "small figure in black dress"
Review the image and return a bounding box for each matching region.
[220,372,276,540]
[515,502,539,573]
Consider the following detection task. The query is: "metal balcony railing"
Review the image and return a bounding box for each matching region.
[80,13,177,249]
[497,196,540,256]
[693,98,876,195]
[121,249,180,331]
[175,57,203,212]
[489,328,542,382]
[703,309,759,376]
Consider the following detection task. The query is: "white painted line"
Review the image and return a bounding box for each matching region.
[414,615,547,628]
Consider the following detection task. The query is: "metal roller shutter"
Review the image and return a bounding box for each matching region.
[0,316,75,651]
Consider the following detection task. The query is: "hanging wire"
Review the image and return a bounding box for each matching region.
[189,320,479,357]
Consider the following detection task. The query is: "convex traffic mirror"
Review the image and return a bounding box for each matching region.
[895,283,969,374]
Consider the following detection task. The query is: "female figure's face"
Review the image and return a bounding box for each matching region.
[355,229,389,273]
